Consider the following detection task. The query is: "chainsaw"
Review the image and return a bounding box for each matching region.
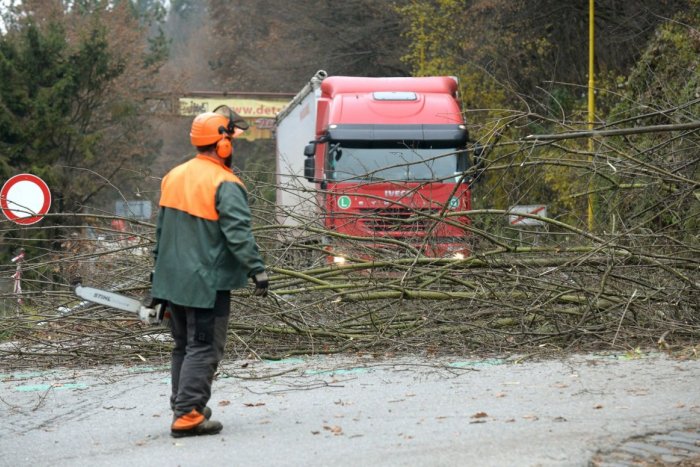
[72,281,170,326]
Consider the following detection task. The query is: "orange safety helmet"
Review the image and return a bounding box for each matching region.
[189,106,249,158]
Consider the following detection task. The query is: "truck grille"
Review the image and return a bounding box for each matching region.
[359,208,442,233]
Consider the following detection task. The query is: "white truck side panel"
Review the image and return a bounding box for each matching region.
[275,78,322,232]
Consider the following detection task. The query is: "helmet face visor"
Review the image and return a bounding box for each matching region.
[213,105,249,137]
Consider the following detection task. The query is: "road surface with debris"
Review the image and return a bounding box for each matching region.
[1,351,699,466]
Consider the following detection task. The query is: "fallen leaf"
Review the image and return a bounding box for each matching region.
[594,404,604,410]
[218,400,231,406]
[471,412,488,419]
[244,402,265,407]
[523,414,539,421]
[323,425,343,435]
[311,431,320,435]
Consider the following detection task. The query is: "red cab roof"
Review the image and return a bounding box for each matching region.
[321,76,462,125]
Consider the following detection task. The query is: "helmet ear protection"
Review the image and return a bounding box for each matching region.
[216,126,233,158]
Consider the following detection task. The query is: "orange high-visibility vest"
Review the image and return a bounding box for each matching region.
[159,154,246,220]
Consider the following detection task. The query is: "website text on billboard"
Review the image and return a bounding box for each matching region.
[179,97,289,118]
[179,96,292,141]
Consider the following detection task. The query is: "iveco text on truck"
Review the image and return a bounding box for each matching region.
[275,71,475,262]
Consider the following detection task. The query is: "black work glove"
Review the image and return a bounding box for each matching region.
[252,272,269,297]
[143,291,167,309]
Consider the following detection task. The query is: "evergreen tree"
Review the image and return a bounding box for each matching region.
[0,2,166,261]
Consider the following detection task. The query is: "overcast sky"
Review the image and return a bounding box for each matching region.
[0,0,12,33]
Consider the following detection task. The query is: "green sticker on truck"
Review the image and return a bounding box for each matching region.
[338,196,351,209]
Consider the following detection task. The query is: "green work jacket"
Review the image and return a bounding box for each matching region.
[152,155,265,308]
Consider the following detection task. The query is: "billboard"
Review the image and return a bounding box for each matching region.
[179,95,292,141]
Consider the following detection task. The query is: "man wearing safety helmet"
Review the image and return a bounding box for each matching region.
[151,106,268,438]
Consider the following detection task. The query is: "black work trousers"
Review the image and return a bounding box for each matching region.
[169,291,231,418]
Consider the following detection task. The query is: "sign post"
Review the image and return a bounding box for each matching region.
[2,173,51,309]
[11,249,25,307]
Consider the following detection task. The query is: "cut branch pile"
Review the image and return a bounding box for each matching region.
[1,120,698,369]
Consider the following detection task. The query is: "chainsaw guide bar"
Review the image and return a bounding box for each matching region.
[73,284,168,326]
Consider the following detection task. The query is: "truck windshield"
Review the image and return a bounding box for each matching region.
[327,142,463,182]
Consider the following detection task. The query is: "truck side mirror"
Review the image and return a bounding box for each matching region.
[304,156,315,182]
[303,143,316,157]
[456,150,468,173]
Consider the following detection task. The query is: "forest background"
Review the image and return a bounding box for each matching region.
[0,0,698,364]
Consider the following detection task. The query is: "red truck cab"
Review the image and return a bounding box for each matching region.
[301,76,471,261]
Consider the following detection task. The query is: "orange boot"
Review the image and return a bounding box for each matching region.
[171,409,223,438]
[172,406,212,423]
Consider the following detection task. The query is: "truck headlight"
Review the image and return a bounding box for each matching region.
[333,256,347,265]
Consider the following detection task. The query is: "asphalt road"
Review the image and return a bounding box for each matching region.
[1,351,699,466]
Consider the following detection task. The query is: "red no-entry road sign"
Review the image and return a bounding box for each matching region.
[1,173,52,225]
